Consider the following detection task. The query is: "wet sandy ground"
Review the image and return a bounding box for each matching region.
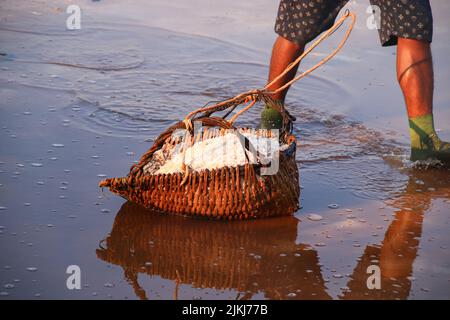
[0,0,449,299]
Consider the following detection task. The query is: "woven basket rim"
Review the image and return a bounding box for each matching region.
[144,130,296,176]
[99,131,297,187]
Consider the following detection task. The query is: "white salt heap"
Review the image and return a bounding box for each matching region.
[144,132,281,175]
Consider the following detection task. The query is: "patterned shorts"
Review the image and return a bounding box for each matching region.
[275,0,433,46]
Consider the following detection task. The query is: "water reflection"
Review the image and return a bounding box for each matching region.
[341,167,450,299]
[97,202,331,300]
[97,168,449,300]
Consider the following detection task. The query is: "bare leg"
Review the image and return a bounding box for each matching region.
[397,38,433,118]
[267,36,305,103]
[397,38,450,162]
[261,36,304,129]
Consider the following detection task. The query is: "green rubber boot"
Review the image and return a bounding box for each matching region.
[260,102,283,130]
[409,114,450,163]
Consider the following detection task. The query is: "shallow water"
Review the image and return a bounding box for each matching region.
[0,0,449,299]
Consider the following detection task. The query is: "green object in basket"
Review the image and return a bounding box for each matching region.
[260,103,283,130]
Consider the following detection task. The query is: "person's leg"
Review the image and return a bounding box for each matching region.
[261,36,304,129]
[262,0,348,129]
[397,38,433,118]
[370,0,449,162]
[266,36,305,104]
[397,38,450,162]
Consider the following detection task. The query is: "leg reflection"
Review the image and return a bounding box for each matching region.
[341,168,450,299]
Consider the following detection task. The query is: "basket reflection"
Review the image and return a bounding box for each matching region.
[96,201,330,299]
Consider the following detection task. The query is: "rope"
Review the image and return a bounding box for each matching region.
[265,10,356,94]
[183,11,355,124]
[229,96,257,124]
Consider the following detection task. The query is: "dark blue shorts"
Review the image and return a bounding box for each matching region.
[275,0,433,46]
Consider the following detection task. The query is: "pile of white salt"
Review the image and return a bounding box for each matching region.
[143,132,282,175]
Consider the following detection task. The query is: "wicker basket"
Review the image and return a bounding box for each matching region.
[98,12,357,219]
[99,102,300,220]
